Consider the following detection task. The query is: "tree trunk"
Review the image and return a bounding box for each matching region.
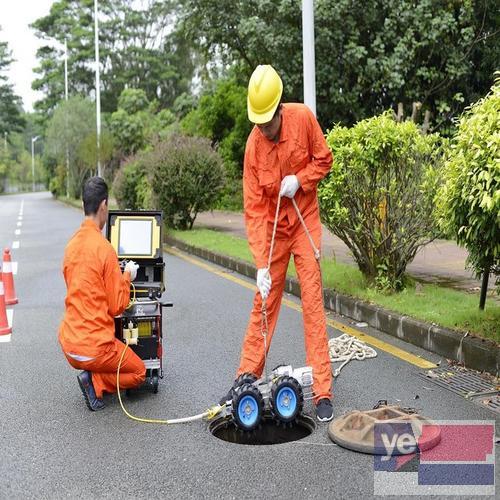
[479,265,490,310]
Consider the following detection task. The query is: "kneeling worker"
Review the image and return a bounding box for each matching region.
[59,176,145,411]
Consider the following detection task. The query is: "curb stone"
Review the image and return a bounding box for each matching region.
[165,235,499,376]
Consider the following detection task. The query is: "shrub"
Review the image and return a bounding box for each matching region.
[145,134,225,229]
[436,76,500,297]
[112,159,144,210]
[319,112,443,291]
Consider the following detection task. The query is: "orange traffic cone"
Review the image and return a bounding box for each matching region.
[0,280,12,341]
[2,248,18,305]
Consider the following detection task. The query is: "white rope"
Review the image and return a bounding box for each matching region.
[291,198,320,260]
[328,334,377,377]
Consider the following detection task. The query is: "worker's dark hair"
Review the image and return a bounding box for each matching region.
[82,176,108,215]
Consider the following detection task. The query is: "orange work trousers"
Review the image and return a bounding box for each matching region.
[237,219,332,403]
[64,338,146,398]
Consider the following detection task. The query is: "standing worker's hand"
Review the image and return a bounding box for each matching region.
[280,175,300,198]
[124,260,139,281]
[256,268,272,300]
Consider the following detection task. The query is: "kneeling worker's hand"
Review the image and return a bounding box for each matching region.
[125,260,139,281]
[256,268,271,300]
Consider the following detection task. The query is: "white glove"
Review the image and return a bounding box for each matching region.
[256,268,272,300]
[124,260,139,281]
[280,175,300,198]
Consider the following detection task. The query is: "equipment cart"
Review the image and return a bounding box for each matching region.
[106,210,172,393]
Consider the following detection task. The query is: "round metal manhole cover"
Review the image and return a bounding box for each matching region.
[210,413,316,445]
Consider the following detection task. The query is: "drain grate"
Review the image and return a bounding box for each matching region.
[418,365,500,415]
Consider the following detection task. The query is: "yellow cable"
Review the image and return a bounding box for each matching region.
[116,342,223,424]
[126,283,137,309]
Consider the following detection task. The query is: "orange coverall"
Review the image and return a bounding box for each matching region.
[238,103,333,402]
[59,219,145,398]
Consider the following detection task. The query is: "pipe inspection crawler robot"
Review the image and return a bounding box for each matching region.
[106,210,172,393]
[220,365,315,431]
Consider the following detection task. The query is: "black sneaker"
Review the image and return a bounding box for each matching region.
[316,398,333,422]
[77,371,105,411]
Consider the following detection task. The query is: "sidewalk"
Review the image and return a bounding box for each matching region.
[195,210,491,291]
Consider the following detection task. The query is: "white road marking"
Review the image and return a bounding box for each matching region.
[15,229,21,236]
[12,241,20,249]
[17,222,22,227]
[12,262,18,275]
[17,216,23,221]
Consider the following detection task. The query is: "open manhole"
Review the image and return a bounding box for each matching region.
[210,413,316,445]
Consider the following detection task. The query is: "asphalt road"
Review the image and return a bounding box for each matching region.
[0,192,498,499]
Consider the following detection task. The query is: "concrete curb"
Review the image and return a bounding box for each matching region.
[165,235,499,375]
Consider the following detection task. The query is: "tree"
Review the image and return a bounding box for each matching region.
[31,0,196,117]
[45,96,111,197]
[181,78,251,174]
[109,88,177,160]
[182,0,499,131]
[0,27,25,135]
[436,77,500,308]
[319,112,443,291]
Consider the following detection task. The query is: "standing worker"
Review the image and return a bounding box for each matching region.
[225,65,334,422]
[59,176,145,411]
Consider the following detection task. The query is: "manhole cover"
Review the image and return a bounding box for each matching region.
[328,405,441,455]
[210,413,315,445]
[418,365,500,415]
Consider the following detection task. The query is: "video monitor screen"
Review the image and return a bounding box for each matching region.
[118,219,153,257]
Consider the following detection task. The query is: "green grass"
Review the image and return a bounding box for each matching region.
[170,228,500,342]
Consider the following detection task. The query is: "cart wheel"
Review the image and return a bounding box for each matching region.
[125,389,132,397]
[150,369,159,394]
[231,383,263,431]
[270,376,303,424]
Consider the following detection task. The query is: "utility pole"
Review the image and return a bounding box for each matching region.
[302,0,316,116]
[64,38,70,197]
[3,132,6,155]
[94,0,101,177]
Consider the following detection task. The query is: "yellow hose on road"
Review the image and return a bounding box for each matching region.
[116,342,222,424]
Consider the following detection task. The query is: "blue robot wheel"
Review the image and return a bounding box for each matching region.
[270,376,303,424]
[231,383,264,431]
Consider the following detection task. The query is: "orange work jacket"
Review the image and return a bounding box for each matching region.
[243,103,333,268]
[59,219,131,357]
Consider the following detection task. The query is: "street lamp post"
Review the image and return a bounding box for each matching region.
[64,38,70,197]
[302,0,316,116]
[3,132,6,155]
[94,0,101,177]
[31,136,40,193]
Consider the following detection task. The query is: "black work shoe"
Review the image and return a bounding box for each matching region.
[77,371,105,411]
[316,398,333,422]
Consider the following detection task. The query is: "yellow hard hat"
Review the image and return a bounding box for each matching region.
[247,65,283,124]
